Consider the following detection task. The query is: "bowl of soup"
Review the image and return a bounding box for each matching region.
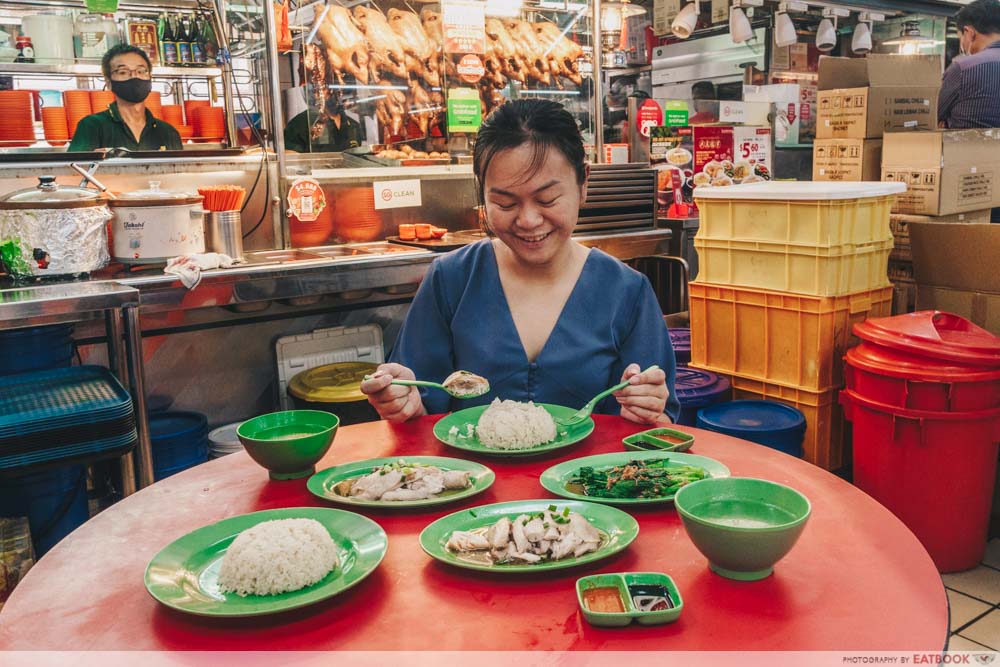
[674,477,810,581]
[237,410,339,480]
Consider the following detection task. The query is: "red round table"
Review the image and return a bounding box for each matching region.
[0,416,948,650]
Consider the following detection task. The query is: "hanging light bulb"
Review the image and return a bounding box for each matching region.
[775,10,797,47]
[730,4,753,43]
[672,1,700,39]
[851,20,872,54]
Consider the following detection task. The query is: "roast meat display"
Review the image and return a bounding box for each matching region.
[305,2,587,144]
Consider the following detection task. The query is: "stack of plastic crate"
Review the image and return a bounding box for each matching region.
[687,181,906,470]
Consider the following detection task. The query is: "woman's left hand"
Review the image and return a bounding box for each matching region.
[614,363,670,425]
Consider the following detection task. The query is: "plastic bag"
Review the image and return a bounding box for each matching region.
[275,0,293,53]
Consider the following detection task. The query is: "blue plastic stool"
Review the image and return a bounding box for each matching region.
[0,324,74,376]
[696,400,806,457]
[674,367,731,426]
[0,465,89,556]
[150,411,210,481]
[668,328,691,367]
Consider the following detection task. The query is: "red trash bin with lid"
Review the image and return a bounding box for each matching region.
[842,311,1000,572]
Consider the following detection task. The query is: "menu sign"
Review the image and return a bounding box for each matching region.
[442,0,485,54]
[447,88,482,132]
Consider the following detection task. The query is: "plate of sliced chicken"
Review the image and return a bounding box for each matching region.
[307,456,495,508]
[419,500,639,572]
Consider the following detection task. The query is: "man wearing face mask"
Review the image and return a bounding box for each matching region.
[68,44,182,152]
[939,0,1000,130]
[283,93,363,153]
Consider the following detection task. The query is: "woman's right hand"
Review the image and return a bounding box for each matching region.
[360,363,428,423]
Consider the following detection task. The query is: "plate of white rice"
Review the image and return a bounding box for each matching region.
[144,507,387,617]
[433,400,595,456]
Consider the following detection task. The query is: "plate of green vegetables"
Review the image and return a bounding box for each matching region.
[539,451,730,506]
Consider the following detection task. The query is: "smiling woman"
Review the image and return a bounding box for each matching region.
[360,99,679,425]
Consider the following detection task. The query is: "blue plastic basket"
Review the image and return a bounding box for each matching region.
[0,366,133,438]
[0,325,74,377]
[696,400,806,458]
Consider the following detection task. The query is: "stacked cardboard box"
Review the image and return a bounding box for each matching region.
[908,222,1000,335]
[813,55,940,182]
[881,129,1000,216]
[887,210,992,314]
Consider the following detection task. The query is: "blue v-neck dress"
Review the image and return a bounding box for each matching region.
[389,240,680,420]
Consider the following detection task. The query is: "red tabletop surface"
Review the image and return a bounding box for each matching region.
[0,416,948,651]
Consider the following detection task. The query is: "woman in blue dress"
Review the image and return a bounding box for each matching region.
[361,99,678,424]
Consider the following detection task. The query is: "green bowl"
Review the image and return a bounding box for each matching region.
[236,410,340,480]
[674,477,811,581]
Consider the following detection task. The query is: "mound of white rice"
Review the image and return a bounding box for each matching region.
[476,398,557,449]
[217,518,338,597]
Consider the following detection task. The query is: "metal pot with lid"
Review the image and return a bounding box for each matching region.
[108,181,206,264]
[0,176,112,278]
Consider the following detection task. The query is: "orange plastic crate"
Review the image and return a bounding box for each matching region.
[689,282,892,392]
[728,375,848,471]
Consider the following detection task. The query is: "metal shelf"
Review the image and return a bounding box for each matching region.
[0,62,223,78]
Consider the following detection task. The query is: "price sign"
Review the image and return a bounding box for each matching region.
[287,178,327,223]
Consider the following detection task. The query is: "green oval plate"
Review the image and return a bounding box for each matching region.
[144,507,388,617]
[307,456,496,508]
[433,403,595,457]
[539,450,731,507]
[419,499,639,573]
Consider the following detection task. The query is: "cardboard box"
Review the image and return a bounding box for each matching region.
[816,55,941,139]
[813,138,882,181]
[882,129,1000,216]
[908,222,1000,293]
[915,285,1000,335]
[910,222,1000,333]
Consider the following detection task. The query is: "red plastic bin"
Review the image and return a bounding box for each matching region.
[841,388,1000,572]
[845,342,1000,412]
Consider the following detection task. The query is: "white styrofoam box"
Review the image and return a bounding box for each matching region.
[275,324,384,410]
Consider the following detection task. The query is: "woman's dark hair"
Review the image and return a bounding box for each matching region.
[101,44,153,80]
[473,99,587,218]
[956,0,1000,34]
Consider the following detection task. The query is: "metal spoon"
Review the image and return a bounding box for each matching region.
[377,370,491,399]
[555,365,660,427]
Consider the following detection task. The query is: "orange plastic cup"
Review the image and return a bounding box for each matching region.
[398,224,416,240]
[415,224,433,240]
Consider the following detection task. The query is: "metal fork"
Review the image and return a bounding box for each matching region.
[554,365,660,427]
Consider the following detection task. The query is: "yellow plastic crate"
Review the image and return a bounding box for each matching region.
[728,375,848,471]
[694,236,893,296]
[694,181,904,247]
[689,282,893,392]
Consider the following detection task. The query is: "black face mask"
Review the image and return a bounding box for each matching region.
[110,78,152,104]
[325,97,344,116]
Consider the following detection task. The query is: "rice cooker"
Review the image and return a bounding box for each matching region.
[109,182,206,264]
[0,176,112,278]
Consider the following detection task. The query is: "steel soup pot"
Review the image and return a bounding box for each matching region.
[109,181,206,264]
[0,176,111,278]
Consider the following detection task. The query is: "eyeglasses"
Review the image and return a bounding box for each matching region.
[109,66,151,80]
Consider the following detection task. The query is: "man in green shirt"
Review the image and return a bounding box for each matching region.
[284,94,363,153]
[68,44,182,152]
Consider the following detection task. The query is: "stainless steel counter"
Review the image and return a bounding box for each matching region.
[0,228,671,491]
